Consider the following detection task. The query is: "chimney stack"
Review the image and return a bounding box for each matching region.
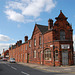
[16,42,18,46]
[48,19,53,30]
[19,40,22,44]
[3,49,5,53]
[25,36,28,42]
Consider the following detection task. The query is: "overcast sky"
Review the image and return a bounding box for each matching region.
[0,0,75,53]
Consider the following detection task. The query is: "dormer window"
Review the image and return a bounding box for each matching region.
[60,30,65,40]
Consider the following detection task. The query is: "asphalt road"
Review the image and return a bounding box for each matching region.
[0,60,75,75]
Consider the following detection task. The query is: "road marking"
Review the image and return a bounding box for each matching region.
[4,63,6,64]
[21,71,30,75]
[3,62,10,67]
[7,64,10,66]
[11,66,17,70]
[64,69,71,70]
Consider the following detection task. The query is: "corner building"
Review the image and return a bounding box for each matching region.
[9,11,74,66]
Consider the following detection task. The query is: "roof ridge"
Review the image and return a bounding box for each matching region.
[36,24,48,27]
[36,24,48,34]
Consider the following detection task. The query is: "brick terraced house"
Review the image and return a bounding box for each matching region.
[2,49,9,59]
[9,11,74,66]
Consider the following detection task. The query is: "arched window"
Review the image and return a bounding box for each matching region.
[44,49,51,60]
[60,30,65,40]
[55,50,58,61]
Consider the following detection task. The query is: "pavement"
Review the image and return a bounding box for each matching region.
[18,62,75,74]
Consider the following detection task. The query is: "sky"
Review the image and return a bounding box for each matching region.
[0,0,75,54]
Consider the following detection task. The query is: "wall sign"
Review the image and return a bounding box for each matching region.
[61,44,70,49]
[50,45,53,47]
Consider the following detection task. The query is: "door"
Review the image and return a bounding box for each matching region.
[22,54,24,62]
[38,51,41,64]
[74,54,75,65]
[27,54,29,63]
[40,51,42,64]
[62,50,68,65]
[74,57,75,65]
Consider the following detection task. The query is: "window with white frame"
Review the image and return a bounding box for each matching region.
[23,45,24,52]
[21,54,22,59]
[25,45,27,50]
[55,50,58,61]
[44,49,51,60]
[34,50,36,58]
[29,41,31,47]
[25,53,27,60]
[34,38,36,46]
[21,46,22,51]
[39,37,41,45]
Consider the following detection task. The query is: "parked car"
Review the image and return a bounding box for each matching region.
[0,56,2,59]
[2,58,7,61]
[9,58,16,63]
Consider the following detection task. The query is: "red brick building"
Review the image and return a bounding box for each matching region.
[2,49,9,59]
[9,11,74,66]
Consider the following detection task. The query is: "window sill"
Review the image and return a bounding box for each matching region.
[44,60,52,61]
[55,60,59,62]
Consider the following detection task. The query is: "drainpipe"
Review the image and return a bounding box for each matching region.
[52,31,55,66]
[41,34,44,65]
[53,44,55,66]
[31,39,33,63]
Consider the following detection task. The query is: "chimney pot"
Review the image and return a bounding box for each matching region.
[60,10,62,13]
[25,36,28,42]
[19,40,22,44]
[48,19,53,30]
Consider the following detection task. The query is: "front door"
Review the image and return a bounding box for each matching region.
[62,50,68,65]
[27,54,29,63]
[22,54,24,62]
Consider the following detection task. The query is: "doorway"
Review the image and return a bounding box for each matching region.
[22,54,24,62]
[62,50,68,65]
[27,54,29,63]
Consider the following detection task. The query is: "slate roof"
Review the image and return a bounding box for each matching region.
[12,45,16,49]
[36,24,48,34]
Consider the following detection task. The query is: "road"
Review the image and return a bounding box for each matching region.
[0,60,75,75]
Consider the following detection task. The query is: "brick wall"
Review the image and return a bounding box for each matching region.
[9,11,74,66]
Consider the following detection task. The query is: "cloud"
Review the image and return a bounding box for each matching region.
[0,34,10,41]
[0,43,14,54]
[5,10,24,22]
[5,0,56,23]
[0,34,14,53]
